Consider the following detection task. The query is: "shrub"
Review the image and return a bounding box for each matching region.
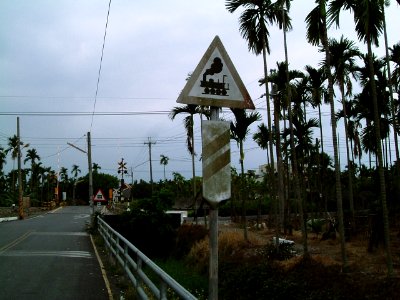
[174,224,208,259]
[261,241,296,261]
[186,230,264,275]
[102,196,178,259]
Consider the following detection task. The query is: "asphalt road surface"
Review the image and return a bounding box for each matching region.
[0,206,110,300]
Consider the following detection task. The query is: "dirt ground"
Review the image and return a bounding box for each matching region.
[225,221,400,279]
[0,206,50,219]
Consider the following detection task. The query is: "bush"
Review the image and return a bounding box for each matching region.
[173,224,208,259]
[102,196,178,259]
[186,230,263,275]
[261,241,296,261]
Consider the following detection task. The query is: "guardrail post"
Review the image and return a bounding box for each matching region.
[124,243,128,270]
[116,235,119,260]
[160,281,167,300]
[136,257,142,291]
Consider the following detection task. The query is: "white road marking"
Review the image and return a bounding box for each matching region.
[32,232,88,236]
[0,250,92,258]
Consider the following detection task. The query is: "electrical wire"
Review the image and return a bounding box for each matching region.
[90,0,112,131]
[0,111,170,116]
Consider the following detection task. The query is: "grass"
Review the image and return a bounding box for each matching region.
[152,258,208,300]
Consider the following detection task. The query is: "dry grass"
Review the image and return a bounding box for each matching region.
[186,229,266,273]
[214,222,400,278]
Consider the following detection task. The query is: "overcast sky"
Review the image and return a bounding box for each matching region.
[1,1,399,183]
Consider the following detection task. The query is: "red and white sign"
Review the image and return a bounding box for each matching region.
[93,189,107,202]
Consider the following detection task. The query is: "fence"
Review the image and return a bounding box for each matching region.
[97,216,197,300]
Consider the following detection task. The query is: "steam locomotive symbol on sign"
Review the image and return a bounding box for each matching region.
[201,57,230,96]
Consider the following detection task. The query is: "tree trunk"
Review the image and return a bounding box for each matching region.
[261,35,280,246]
[340,85,355,231]
[322,18,347,269]
[240,140,248,241]
[282,14,307,254]
[273,91,285,236]
[382,3,400,165]
[367,34,394,277]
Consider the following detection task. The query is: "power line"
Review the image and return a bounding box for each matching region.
[0,111,170,116]
[90,0,112,131]
[0,95,170,101]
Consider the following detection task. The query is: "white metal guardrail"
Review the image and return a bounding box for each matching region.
[97,216,197,300]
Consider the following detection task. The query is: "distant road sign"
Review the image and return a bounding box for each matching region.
[93,189,106,202]
[177,35,254,109]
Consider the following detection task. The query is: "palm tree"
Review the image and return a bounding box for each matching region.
[390,43,400,95]
[268,63,304,233]
[24,148,40,167]
[0,147,7,176]
[59,167,68,200]
[329,0,393,277]
[172,172,185,197]
[390,42,400,156]
[230,108,261,240]
[160,155,169,180]
[306,0,347,269]
[350,65,391,168]
[336,98,363,167]
[279,2,309,248]
[254,123,271,150]
[283,115,320,170]
[24,148,41,194]
[226,0,291,239]
[71,164,81,179]
[304,65,327,154]
[303,64,328,223]
[327,35,361,228]
[353,54,392,166]
[169,104,209,214]
[381,2,399,165]
[6,135,29,193]
[92,163,101,174]
[71,164,81,200]
[5,135,20,163]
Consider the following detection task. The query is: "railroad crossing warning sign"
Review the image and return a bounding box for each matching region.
[177,35,254,109]
[202,120,231,206]
[93,189,106,202]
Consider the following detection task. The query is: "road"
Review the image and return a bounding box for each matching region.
[0,206,110,300]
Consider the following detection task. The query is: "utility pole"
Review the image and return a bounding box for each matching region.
[68,134,93,214]
[87,132,93,214]
[144,137,156,191]
[17,117,24,220]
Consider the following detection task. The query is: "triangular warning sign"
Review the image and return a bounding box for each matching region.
[93,189,106,202]
[177,36,255,110]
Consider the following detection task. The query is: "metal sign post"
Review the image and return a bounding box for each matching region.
[177,36,254,300]
[203,109,231,299]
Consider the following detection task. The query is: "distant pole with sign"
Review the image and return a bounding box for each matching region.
[87,132,93,214]
[177,36,254,300]
[17,117,24,220]
[144,138,156,193]
[118,158,128,201]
